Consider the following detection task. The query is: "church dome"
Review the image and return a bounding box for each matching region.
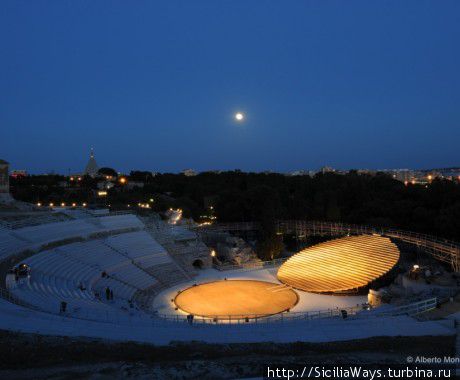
[84,149,99,177]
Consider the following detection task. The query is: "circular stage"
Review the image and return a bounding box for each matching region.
[174,280,298,319]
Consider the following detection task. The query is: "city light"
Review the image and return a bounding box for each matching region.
[36,202,41,207]
[211,250,216,257]
[119,177,127,184]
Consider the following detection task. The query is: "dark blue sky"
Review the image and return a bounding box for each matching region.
[1,1,459,174]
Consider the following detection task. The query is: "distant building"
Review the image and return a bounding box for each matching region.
[58,181,69,187]
[97,181,115,190]
[10,170,28,178]
[289,170,317,177]
[426,171,443,180]
[436,167,460,180]
[320,166,335,174]
[182,169,197,177]
[288,170,308,176]
[381,169,413,183]
[0,159,9,193]
[125,181,144,189]
[382,169,439,185]
[84,149,99,177]
[356,169,377,176]
[0,159,13,204]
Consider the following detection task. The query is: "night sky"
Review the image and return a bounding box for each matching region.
[1,1,459,174]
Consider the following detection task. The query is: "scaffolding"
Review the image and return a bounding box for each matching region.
[197,220,460,272]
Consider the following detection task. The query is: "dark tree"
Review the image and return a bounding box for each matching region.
[98,167,118,177]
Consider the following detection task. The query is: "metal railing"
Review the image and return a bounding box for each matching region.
[153,297,438,325]
[370,297,438,317]
[93,210,134,217]
[213,257,287,272]
[155,305,362,324]
[134,294,421,323]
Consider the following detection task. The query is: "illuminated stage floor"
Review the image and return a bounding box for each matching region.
[278,235,400,294]
[174,280,298,318]
[152,267,367,318]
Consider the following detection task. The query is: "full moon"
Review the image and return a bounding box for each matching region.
[235,112,244,121]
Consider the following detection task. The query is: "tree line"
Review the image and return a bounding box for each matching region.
[11,170,460,243]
